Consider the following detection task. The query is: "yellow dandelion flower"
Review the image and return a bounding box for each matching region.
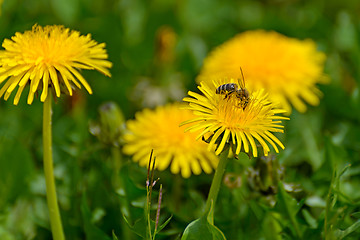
[196,30,327,114]
[123,103,219,178]
[0,24,112,105]
[182,80,289,157]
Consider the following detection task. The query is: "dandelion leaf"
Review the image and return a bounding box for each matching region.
[181,216,226,240]
[181,201,226,240]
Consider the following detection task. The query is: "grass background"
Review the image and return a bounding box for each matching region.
[1,0,360,239]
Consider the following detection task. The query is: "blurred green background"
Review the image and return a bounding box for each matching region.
[1,0,360,239]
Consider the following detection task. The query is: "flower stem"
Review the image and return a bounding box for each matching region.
[111,146,132,240]
[43,94,65,240]
[204,147,230,224]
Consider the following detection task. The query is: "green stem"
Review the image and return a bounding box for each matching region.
[146,187,152,240]
[111,146,132,240]
[171,175,183,211]
[43,94,65,240]
[204,147,230,224]
[111,146,122,189]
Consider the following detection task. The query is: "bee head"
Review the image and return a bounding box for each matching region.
[243,88,249,99]
[236,88,250,99]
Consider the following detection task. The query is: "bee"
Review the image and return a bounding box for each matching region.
[216,67,250,109]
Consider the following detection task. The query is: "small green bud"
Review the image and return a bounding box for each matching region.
[89,102,125,147]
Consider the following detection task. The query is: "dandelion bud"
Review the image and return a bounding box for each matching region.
[89,102,125,147]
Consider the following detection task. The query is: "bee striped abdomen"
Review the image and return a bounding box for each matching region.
[216,83,237,94]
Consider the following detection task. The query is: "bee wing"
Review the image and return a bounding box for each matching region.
[238,67,246,88]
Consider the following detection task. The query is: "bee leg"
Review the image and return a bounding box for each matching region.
[242,100,248,110]
[224,91,234,100]
[235,101,243,109]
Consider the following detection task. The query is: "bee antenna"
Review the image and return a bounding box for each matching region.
[238,67,246,88]
[240,67,245,80]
